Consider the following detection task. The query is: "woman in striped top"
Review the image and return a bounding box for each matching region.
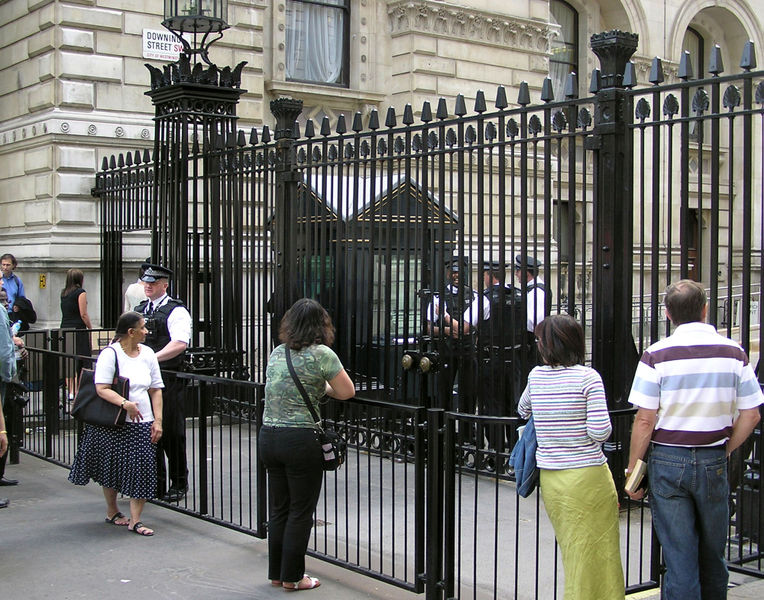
[517,314,624,600]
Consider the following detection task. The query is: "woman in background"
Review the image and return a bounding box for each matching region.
[69,311,163,535]
[517,314,624,599]
[60,268,93,405]
[259,299,355,591]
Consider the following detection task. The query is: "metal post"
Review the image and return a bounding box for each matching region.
[588,30,640,406]
[270,97,304,329]
[425,408,445,600]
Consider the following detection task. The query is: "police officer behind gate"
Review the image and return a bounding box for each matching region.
[135,264,192,502]
[514,254,546,387]
[478,260,525,452]
[426,256,489,443]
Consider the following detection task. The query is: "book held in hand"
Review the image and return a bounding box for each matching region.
[625,459,648,494]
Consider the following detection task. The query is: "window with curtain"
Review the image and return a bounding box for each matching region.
[549,0,578,101]
[285,0,349,86]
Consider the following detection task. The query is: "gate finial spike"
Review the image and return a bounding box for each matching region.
[495,86,508,109]
[134,149,143,164]
[144,149,151,163]
[622,63,636,88]
[474,90,486,113]
[517,82,531,106]
[117,153,125,168]
[261,125,271,143]
[436,98,449,119]
[352,112,363,132]
[304,120,314,138]
[678,51,693,80]
[385,107,397,128]
[336,114,347,134]
[402,104,414,124]
[740,40,756,71]
[249,127,259,145]
[420,101,433,123]
[708,44,724,75]
[125,151,133,166]
[292,122,301,139]
[454,94,467,116]
[589,69,602,93]
[368,109,380,130]
[540,77,554,102]
[101,156,109,171]
[320,116,331,136]
[648,58,664,84]
[565,72,579,97]
[109,155,116,169]
[237,130,247,147]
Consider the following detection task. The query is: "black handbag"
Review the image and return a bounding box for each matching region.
[285,347,347,471]
[71,346,128,428]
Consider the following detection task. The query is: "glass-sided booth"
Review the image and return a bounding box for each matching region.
[284,173,457,405]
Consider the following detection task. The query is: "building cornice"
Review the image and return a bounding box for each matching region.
[387,0,555,55]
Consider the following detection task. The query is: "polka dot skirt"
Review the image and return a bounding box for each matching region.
[69,422,157,499]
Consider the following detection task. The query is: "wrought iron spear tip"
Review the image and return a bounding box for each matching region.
[436,98,449,120]
[368,109,380,130]
[517,81,531,106]
[678,51,693,80]
[540,77,554,102]
[589,69,602,94]
[385,106,397,128]
[336,114,347,134]
[249,127,259,145]
[144,149,151,163]
[402,103,414,125]
[420,101,433,123]
[304,119,314,138]
[494,86,508,109]
[622,63,636,89]
[109,155,116,169]
[352,112,363,132]
[474,90,486,113]
[565,72,580,97]
[101,156,109,171]
[740,40,756,71]
[125,151,133,166]
[454,94,467,116]
[134,149,143,164]
[261,125,271,143]
[708,44,724,76]
[649,58,664,84]
[292,121,301,140]
[320,116,331,136]
[117,153,125,168]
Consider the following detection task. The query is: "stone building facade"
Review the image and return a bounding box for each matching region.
[0,0,761,326]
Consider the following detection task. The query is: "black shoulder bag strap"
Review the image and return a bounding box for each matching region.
[108,345,121,382]
[285,347,322,428]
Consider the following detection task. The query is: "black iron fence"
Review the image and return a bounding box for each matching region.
[14,340,763,597]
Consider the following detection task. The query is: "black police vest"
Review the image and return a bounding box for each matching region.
[480,284,525,349]
[136,298,187,370]
[441,286,477,349]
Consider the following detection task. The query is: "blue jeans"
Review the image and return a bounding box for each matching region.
[258,426,324,583]
[648,444,729,600]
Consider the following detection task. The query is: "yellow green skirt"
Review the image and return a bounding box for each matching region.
[540,463,625,600]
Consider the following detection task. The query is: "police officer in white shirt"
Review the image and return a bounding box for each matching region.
[135,264,192,502]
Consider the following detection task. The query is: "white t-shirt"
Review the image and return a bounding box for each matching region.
[94,343,164,423]
[124,280,147,312]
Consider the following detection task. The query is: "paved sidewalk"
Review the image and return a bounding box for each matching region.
[2,456,763,599]
[0,456,413,600]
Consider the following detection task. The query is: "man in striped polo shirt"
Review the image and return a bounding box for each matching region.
[626,279,762,600]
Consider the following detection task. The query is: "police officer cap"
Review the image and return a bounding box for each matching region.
[482,260,508,272]
[446,256,469,272]
[514,254,542,270]
[140,264,173,282]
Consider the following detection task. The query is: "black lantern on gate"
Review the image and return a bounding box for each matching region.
[163,0,229,65]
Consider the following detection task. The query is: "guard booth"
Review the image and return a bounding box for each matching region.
[279,173,458,405]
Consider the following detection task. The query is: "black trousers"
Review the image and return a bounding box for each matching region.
[156,371,188,494]
[258,426,324,583]
[437,348,477,444]
[478,356,521,451]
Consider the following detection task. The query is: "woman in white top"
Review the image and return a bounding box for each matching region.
[69,311,164,536]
